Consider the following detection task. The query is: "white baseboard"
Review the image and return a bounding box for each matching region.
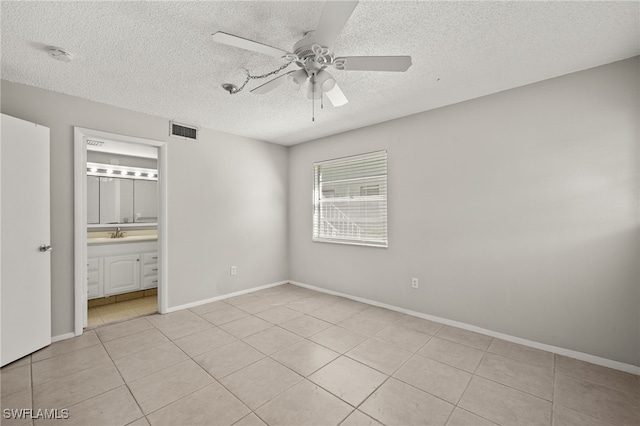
[165,280,289,313]
[51,331,76,343]
[289,280,640,376]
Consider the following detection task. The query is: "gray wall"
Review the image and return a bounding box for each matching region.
[289,57,640,366]
[86,151,157,169]
[1,80,289,337]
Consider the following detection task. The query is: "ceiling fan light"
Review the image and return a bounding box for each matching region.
[315,69,336,92]
[289,69,308,90]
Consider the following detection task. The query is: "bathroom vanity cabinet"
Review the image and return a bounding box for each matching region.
[87,240,158,299]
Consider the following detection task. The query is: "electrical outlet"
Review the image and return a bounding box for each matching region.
[411,278,419,289]
[230,266,237,276]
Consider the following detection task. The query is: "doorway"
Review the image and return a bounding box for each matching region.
[73,128,168,336]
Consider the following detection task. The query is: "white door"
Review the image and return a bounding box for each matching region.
[1,114,51,367]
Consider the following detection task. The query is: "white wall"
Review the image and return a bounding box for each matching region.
[289,57,640,366]
[1,80,289,337]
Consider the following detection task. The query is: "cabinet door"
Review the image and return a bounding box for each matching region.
[104,254,140,295]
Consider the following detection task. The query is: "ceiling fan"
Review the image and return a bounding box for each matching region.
[212,0,412,109]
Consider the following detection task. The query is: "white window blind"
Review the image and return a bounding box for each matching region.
[313,151,388,247]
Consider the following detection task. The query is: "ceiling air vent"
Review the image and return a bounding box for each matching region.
[170,121,198,140]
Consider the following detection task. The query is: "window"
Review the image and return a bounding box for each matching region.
[313,151,388,247]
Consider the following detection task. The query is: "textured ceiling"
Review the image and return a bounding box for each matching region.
[1,1,638,145]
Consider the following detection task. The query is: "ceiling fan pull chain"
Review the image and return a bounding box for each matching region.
[227,62,292,94]
[312,80,315,122]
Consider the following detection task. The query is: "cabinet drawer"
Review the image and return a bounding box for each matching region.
[143,264,159,276]
[143,252,159,264]
[88,283,101,299]
[142,275,158,289]
[87,269,101,285]
[87,257,100,270]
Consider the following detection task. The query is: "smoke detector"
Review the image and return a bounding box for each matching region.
[47,47,72,62]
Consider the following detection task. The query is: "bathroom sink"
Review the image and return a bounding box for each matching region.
[87,235,157,244]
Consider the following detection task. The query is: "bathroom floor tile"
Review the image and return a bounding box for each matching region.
[308,356,387,406]
[255,380,352,426]
[360,378,453,426]
[219,358,302,410]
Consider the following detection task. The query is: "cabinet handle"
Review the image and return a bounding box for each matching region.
[152,280,158,284]
[152,268,158,271]
[152,256,158,260]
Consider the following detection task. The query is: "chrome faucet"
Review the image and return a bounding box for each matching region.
[111,227,125,238]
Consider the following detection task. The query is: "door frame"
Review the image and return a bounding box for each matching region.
[73,127,168,336]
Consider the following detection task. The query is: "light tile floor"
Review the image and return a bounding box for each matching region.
[88,296,158,327]
[2,283,638,426]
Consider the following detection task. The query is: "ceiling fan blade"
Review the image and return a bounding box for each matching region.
[314,0,359,48]
[325,83,348,107]
[250,71,294,94]
[212,31,289,58]
[337,56,412,72]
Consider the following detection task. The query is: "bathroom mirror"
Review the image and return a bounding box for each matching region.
[87,176,157,225]
[100,178,134,224]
